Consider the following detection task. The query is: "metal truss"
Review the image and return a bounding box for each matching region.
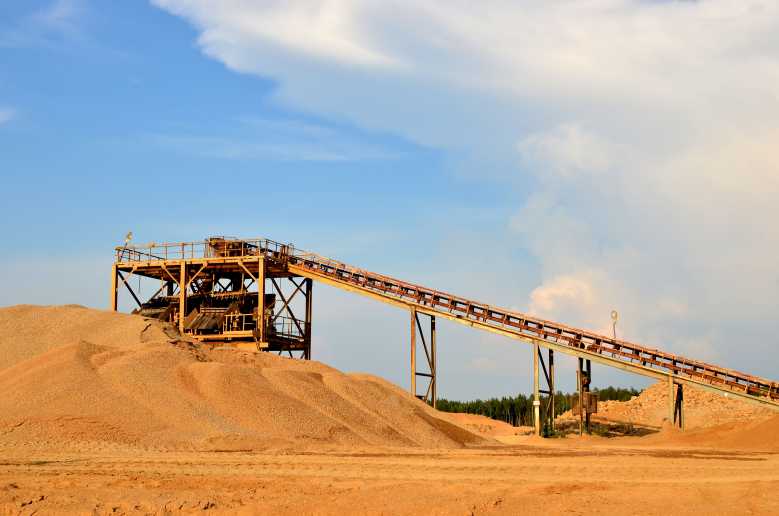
[410,308,436,407]
[533,345,556,435]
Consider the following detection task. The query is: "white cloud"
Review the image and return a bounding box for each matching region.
[152,1,779,378]
[528,273,599,322]
[0,108,14,126]
[148,116,400,162]
[517,124,616,180]
[0,0,85,48]
[154,0,399,68]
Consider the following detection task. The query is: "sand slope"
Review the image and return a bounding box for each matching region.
[636,413,779,452]
[551,373,779,451]
[0,305,485,451]
[557,379,774,431]
[441,412,532,437]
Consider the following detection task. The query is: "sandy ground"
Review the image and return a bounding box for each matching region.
[2,439,778,515]
[2,305,778,515]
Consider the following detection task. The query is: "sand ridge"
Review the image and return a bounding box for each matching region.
[0,305,487,452]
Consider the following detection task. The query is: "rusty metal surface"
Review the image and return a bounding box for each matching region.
[572,393,599,416]
[114,237,779,407]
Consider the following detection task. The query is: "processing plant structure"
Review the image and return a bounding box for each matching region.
[112,237,312,358]
[112,236,779,436]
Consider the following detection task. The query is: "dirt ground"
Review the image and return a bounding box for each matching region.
[2,305,778,515]
[2,438,778,515]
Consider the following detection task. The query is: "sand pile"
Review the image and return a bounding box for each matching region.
[562,380,774,429]
[638,414,779,452]
[0,305,485,451]
[441,412,532,437]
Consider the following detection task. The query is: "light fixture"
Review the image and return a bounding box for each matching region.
[611,310,619,340]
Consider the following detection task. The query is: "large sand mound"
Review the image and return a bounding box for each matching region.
[553,372,779,451]
[0,305,486,451]
[559,379,774,430]
[442,412,532,438]
[634,414,779,452]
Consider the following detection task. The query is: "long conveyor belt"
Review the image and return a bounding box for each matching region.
[280,247,779,409]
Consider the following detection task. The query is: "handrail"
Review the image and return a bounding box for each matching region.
[115,237,291,262]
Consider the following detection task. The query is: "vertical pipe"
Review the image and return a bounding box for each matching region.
[110,264,118,311]
[668,375,675,425]
[578,357,584,436]
[533,342,540,436]
[258,257,265,344]
[410,309,417,398]
[178,261,186,333]
[304,278,313,360]
[431,315,437,409]
[549,349,555,432]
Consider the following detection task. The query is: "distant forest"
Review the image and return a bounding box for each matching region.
[437,386,641,427]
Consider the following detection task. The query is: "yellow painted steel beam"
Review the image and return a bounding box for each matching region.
[110,264,118,311]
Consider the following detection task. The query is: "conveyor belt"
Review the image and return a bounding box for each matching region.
[281,248,779,408]
[114,237,779,409]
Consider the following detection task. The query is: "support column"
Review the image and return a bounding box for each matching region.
[410,309,417,397]
[668,375,675,425]
[533,342,541,436]
[674,383,685,430]
[430,316,437,408]
[257,257,265,345]
[304,278,313,360]
[585,359,592,432]
[548,349,555,433]
[577,357,584,436]
[110,265,118,311]
[178,262,186,333]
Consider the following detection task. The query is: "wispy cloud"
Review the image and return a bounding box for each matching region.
[0,108,14,126]
[148,117,401,162]
[0,0,86,48]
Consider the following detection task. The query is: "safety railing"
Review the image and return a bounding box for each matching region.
[115,237,295,263]
[270,315,305,340]
[222,313,255,333]
[220,313,304,339]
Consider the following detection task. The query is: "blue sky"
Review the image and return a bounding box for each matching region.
[2,1,778,399]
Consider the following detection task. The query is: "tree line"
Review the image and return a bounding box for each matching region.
[436,386,641,427]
